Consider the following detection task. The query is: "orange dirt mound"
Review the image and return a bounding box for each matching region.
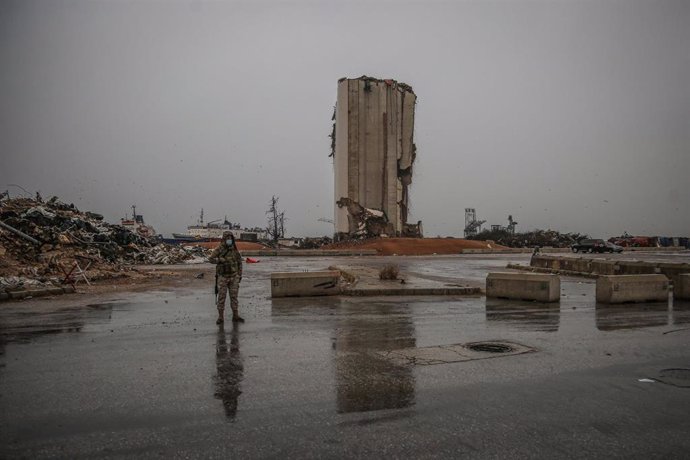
[185,241,267,251]
[324,238,506,255]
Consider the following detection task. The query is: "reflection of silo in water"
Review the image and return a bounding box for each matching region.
[334,304,416,414]
[485,300,560,332]
[595,303,669,331]
[671,299,690,325]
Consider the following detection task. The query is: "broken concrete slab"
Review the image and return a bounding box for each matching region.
[2,285,75,301]
[336,264,481,297]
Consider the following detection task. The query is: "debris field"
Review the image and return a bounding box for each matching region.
[0,196,204,294]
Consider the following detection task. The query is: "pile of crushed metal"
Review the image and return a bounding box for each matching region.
[0,196,205,292]
[467,229,589,248]
[324,237,504,255]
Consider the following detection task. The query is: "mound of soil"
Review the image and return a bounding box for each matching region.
[324,237,506,255]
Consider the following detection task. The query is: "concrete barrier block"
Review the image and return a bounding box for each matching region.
[658,264,690,286]
[617,261,656,276]
[529,255,551,269]
[486,272,560,302]
[590,260,618,275]
[675,274,690,300]
[271,271,341,298]
[596,275,669,304]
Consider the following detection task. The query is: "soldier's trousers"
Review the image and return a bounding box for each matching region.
[216,275,240,315]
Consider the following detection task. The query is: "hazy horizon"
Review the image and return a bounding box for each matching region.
[2,0,688,239]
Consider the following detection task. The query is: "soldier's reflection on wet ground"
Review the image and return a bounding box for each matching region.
[485,299,560,332]
[214,323,244,420]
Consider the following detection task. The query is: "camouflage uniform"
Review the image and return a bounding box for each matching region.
[209,233,243,322]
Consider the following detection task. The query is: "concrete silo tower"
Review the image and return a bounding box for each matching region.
[331,76,421,239]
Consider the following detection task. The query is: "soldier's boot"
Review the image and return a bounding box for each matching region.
[216,307,224,325]
[231,308,245,323]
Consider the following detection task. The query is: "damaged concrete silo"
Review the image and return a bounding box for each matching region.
[331,76,422,240]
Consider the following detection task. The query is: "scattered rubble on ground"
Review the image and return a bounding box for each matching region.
[379,264,400,280]
[299,236,333,249]
[467,229,589,248]
[0,196,207,295]
[0,275,55,292]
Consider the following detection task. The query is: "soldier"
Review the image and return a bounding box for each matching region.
[209,231,244,324]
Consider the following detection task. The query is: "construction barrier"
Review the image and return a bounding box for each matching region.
[595,274,669,304]
[486,272,560,302]
[675,274,690,300]
[271,271,341,298]
[531,255,690,285]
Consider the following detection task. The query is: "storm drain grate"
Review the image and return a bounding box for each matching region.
[466,342,514,353]
[375,340,535,366]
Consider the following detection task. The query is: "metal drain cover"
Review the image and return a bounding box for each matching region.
[466,342,514,353]
[655,368,690,388]
[376,340,535,366]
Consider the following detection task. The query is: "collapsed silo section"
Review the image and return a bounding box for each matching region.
[332,76,421,240]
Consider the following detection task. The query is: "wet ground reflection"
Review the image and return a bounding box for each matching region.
[334,303,416,414]
[485,300,560,332]
[214,323,243,421]
[0,302,115,344]
[595,303,669,331]
[671,300,690,325]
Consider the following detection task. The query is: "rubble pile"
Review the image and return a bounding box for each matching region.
[300,236,333,249]
[336,198,395,238]
[0,196,201,285]
[467,229,590,248]
[0,275,55,292]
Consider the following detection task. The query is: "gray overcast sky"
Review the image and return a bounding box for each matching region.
[1,0,688,238]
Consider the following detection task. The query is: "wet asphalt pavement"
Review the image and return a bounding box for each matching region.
[1,254,689,459]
